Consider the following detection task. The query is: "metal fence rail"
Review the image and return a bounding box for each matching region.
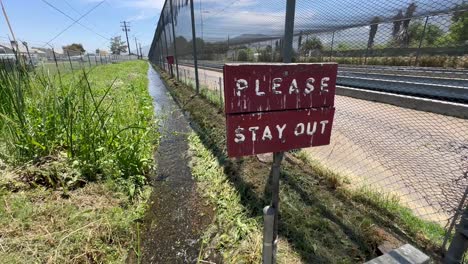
[148,0,468,257]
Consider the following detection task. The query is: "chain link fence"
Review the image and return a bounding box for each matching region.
[0,45,139,75]
[149,0,468,253]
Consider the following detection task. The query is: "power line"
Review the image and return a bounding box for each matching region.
[42,0,107,46]
[0,0,18,47]
[41,0,108,41]
[121,21,131,54]
[63,0,102,30]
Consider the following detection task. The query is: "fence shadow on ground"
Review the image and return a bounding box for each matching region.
[157,68,443,263]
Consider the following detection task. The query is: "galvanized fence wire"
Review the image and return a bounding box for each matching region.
[0,48,139,75]
[148,0,468,248]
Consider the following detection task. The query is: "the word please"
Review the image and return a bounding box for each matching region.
[235,77,331,96]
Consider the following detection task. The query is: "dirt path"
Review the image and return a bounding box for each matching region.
[139,64,212,263]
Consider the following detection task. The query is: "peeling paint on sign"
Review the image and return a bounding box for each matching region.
[223,63,337,114]
[224,63,337,157]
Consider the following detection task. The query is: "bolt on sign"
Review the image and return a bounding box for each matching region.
[224,63,338,157]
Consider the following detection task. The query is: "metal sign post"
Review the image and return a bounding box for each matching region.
[223,62,337,263]
[222,2,338,262]
[166,55,174,77]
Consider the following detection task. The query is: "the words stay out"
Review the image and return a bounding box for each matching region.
[233,119,330,143]
[224,63,337,157]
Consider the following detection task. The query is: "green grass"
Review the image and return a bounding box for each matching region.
[0,60,158,263]
[188,132,302,263]
[0,60,157,198]
[0,180,151,263]
[294,150,447,246]
[157,66,445,263]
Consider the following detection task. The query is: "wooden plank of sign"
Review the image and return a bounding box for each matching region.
[223,63,337,114]
[226,107,335,157]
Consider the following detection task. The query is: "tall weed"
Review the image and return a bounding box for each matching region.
[0,61,157,198]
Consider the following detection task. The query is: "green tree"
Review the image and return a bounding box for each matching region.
[63,43,85,55]
[367,16,381,49]
[237,49,249,61]
[189,38,205,54]
[258,45,273,62]
[396,3,417,47]
[109,36,127,55]
[175,36,189,55]
[448,4,468,43]
[301,37,323,56]
[408,22,444,47]
[337,43,351,51]
[392,10,404,38]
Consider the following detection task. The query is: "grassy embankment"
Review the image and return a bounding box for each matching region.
[157,66,446,263]
[0,60,158,263]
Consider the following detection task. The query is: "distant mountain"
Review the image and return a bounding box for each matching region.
[229,34,273,44]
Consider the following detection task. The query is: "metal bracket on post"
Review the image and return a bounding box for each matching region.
[263,206,274,264]
[271,152,284,263]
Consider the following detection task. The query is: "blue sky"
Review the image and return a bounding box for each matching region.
[0,0,164,53]
[0,0,461,53]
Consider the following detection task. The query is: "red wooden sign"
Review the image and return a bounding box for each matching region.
[226,108,335,157]
[223,63,337,114]
[224,63,337,158]
[166,56,174,65]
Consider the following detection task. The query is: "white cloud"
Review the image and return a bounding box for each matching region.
[123,0,164,10]
[82,0,164,10]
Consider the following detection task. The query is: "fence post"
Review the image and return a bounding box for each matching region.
[169,0,180,80]
[190,0,200,94]
[282,0,295,63]
[52,48,60,75]
[444,205,468,264]
[329,31,335,61]
[415,16,429,66]
[87,54,91,67]
[67,50,74,72]
[162,11,169,72]
[22,41,33,68]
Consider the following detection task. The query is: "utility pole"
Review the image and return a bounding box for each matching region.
[1,0,18,51]
[121,21,131,55]
[139,43,143,59]
[134,37,139,58]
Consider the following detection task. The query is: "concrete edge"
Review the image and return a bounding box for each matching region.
[336,85,468,119]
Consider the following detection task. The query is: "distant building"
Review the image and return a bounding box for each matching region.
[31,47,65,61]
[0,42,27,54]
